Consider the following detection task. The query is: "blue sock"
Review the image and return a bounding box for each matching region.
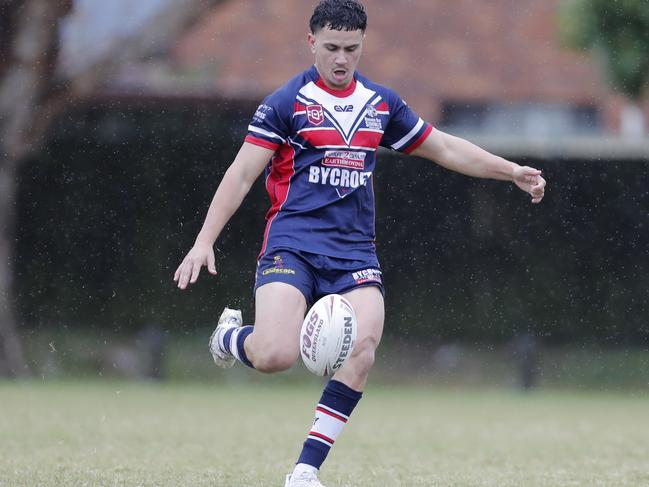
[297,379,363,469]
[222,326,254,368]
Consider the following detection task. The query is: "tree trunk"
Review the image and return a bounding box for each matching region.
[0,0,229,377]
[0,0,71,377]
[0,162,29,377]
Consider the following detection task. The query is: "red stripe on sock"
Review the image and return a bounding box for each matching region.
[316,406,348,423]
[309,431,335,445]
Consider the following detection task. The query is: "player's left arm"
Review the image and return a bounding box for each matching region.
[410,127,546,204]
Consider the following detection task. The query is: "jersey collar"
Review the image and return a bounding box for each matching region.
[311,65,357,98]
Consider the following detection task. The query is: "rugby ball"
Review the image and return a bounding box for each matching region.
[300,294,357,376]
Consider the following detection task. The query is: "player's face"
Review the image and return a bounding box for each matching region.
[308,26,364,90]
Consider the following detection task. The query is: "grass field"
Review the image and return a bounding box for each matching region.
[1,380,648,487]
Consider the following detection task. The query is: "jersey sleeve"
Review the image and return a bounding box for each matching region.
[244,90,292,152]
[380,90,433,154]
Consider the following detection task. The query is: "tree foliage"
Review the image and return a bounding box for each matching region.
[559,0,649,101]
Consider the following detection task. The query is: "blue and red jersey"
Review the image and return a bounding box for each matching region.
[245,65,432,260]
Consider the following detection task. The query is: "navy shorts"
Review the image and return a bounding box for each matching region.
[254,247,384,306]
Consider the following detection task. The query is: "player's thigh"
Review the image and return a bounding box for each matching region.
[342,285,385,353]
[252,281,308,356]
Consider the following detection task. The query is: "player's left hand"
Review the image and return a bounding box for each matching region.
[513,166,546,204]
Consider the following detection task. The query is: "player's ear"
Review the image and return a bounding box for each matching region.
[307,32,316,53]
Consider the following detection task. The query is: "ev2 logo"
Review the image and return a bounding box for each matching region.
[334,104,353,112]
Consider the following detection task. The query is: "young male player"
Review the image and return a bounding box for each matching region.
[174,1,546,485]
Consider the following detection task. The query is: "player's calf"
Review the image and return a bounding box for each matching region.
[332,334,378,389]
[246,334,300,373]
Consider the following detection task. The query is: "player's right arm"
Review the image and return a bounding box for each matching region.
[174,142,275,289]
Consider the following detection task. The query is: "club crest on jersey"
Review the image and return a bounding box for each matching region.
[364,104,382,130]
[307,104,325,126]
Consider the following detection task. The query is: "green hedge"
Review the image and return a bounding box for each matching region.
[15,101,649,344]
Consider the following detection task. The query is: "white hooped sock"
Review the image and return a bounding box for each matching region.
[221,325,254,368]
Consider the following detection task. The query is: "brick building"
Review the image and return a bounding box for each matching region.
[169,0,648,141]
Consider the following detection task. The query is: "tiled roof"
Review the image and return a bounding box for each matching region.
[175,2,602,97]
[172,0,645,132]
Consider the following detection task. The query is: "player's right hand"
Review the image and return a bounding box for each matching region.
[173,242,217,290]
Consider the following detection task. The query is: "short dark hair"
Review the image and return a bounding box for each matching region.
[309,0,367,33]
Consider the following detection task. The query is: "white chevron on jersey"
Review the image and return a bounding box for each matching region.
[297,80,383,145]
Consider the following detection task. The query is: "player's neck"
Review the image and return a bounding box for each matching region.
[314,70,356,98]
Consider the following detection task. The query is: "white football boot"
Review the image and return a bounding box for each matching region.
[208,307,242,368]
[284,465,326,487]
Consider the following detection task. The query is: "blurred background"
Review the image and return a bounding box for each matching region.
[1,0,648,389]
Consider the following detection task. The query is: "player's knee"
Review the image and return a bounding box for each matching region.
[251,346,298,373]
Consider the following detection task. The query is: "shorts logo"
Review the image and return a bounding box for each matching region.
[352,268,382,284]
[261,255,296,275]
[307,104,325,126]
[322,151,366,170]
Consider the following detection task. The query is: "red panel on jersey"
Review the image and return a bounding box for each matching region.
[376,102,389,112]
[350,130,383,149]
[299,129,346,147]
[260,143,295,254]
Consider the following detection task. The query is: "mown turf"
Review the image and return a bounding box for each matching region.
[1,380,648,487]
